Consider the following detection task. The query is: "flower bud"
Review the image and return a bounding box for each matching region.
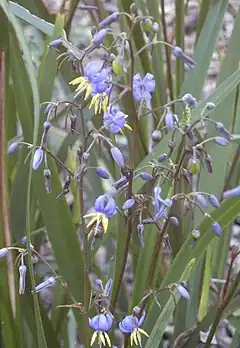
[182,93,197,106]
[168,140,176,149]
[8,142,18,154]
[172,46,196,70]
[43,121,51,131]
[137,224,144,247]
[141,18,153,31]
[214,136,229,147]
[44,168,51,194]
[19,264,27,295]
[182,168,191,184]
[177,282,190,301]
[104,279,113,297]
[21,236,34,249]
[209,194,220,208]
[212,221,222,237]
[170,216,179,226]
[140,172,153,181]
[0,248,8,259]
[191,229,200,240]
[35,277,56,293]
[112,176,128,189]
[206,102,215,110]
[223,185,240,199]
[157,154,167,163]
[196,194,208,208]
[96,167,110,179]
[188,158,200,175]
[129,2,137,13]
[215,122,232,141]
[204,154,213,173]
[49,38,62,49]
[99,12,119,29]
[152,22,159,33]
[32,148,44,170]
[152,130,162,142]
[92,29,108,47]
[122,198,136,210]
[165,111,174,130]
[82,152,90,164]
[111,147,125,168]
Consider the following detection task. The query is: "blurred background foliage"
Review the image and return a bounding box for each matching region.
[1,0,240,347]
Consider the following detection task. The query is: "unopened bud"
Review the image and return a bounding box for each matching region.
[19,264,27,295]
[92,29,108,47]
[44,168,51,194]
[141,18,153,31]
[99,12,119,29]
[129,2,137,13]
[188,157,200,175]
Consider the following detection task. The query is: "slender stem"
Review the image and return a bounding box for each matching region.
[0,50,16,317]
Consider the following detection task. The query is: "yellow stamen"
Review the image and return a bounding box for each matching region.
[104,332,111,347]
[84,84,93,100]
[102,217,109,233]
[95,98,100,115]
[87,216,98,229]
[90,331,98,346]
[99,332,106,346]
[138,328,149,337]
[136,330,142,346]
[124,124,132,131]
[69,76,83,85]
[76,80,87,92]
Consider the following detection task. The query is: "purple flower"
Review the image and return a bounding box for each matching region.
[89,313,113,347]
[212,221,222,237]
[223,185,240,199]
[8,142,18,154]
[133,73,155,102]
[19,264,27,295]
[214,137,229,147]
[96,167,110,179]
[119,308,149,345]
[165,111,174,129]
[99,12,119,29]
[209,195,220,208]
[92,29,108,47]
[176,282,190,300]
[32,148,44,170]
[84,62,111,94]
[0,248,8,259]
[172,46,196,70]
[196,194,208,208]
[140,172,153,181]
[111,147,125,168]
[122,198,136,210]
[103,106,128,133]
[35,277,56,293]
[215,122,232,141]
[95,194,117,218]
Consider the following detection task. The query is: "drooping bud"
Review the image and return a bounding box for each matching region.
[112,176,128,190]
[32,148,44,170]
[21,236,34,249]
[196,194,208,208]
[176,282,190,301]
[188,157,200,175]
[168,140,176,149]
[157,154,167,163]
[204,154,213,173]
[211,221,222,237]
[0,248,8,259]
[141,18,153,31]
[8,142,18,154]
[215,122,232,141]
[96,167,110,179]
[19,264,27,295]
[191,229,200,240]
[111,147,125,168]
[44,168,51,194]
[214,136,229,147]
[49,38,62,49]
[152,22,159,33]
[223,185,240,200]
[152,130,162,142]
[206,102,215,110]
[92,29,108,47]
[130,2,137,13]
[122,198,136,210]
[172,46,196,70]
[82,152,90,164]
[99,12,119,29]
[104,279,113,297]
[182,168,191,184]
[170,216,179,226]
[165,111,174,130]
[209,194,220,208]
[140,172,153,181]
[35,277,56,293]
[182,93,197,106]
[43,121,51,131]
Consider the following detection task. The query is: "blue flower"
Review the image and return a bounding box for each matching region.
[84,194,117,233]
[103,106,132,134]
[133,73,155,102]
[119,308,149,346]
[89,313,113,347]
[69,61,111,114]
[32,148,44,170]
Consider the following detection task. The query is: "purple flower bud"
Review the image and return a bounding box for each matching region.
[43,121,51,131]
[99,12,119,29]
[96,167,110,179]
[19,264,27,295]
[196,194,208,208]
[177,282,190,300]
[204,154,213,173]
[215,122,232,141]
[44,168,51,194]
[182,168,191,184]
[165,111,174,130]
[112,176,128,189]
[152,129,162,142]
[8,142,18,154]
[223,185,240,199]
[49,38,62,49]
[129,2,137,13]
[141,18,153,31]
[111,147,124,168]
[191,229,200,240]
[152,22,159,33]
[92,29,108,47]
[209,194,220,208]
[32,148,44,170]
[21,236,34,249]
[137,224,144,247]
[82,152,90,164]
[212,221,222,237]
[122,198,136,210]
[170,216,179,226]
[172,46,196,70]
[206,102,215,110]
[35,277,56,293]
[214,136,229,147]
[182,93,197,106]
[0,248,8,259]
[158,154,167,162]
[140,172,153,181]
[104,279,113,297]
